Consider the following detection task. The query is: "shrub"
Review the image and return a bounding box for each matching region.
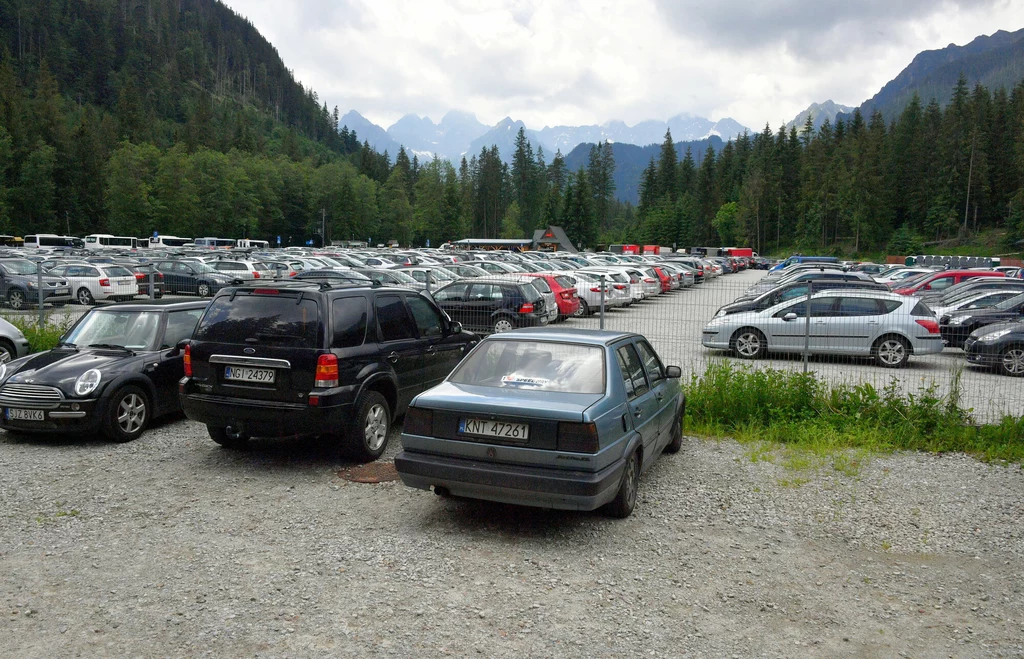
[2,314,75,353]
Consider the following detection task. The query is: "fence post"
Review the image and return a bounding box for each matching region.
[599,274,606,330]
[37,266,44,325]
[803,281,812,373]
[148,268,155,299]
[426,272,431,295]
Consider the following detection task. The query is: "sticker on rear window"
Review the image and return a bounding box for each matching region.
[501,375,549,387]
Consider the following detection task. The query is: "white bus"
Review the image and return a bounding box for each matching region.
[84,234,138,250]
[149,235,193,248]
[236,239,269,249]
[23,234,84,249]
[193,237,237,249]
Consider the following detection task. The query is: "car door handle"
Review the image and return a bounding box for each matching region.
[426,345,436,354]
[633,407,643,418]
[655,392,664,401]
[388,351,399,363]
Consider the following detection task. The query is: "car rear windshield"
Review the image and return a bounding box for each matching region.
[529,277,551,294]
[520,281,543,301]
[103,265,134,277]
[195,294,321,347]
[449,340,605,394]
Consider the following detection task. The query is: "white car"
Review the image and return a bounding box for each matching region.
[701,290,944,368]
[578,267,645,303]
[565,271,629,316]
[47,263,140,305]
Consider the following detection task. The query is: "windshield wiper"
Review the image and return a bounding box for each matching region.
[57,341,78,350]
[88,343,134,353]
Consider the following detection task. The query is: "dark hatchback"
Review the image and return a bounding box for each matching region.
[964,321,1024,376]
[940,293,1024,349]
[179,281,478,460]
[431,277,550,334]
[0,300,208,441]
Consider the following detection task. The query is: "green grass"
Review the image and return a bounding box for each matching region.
[684,361,1024,464]
[2,314,75,353]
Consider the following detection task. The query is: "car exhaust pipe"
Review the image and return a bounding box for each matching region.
[433,485,451,498]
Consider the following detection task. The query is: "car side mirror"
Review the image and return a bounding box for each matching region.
[449,321,463,335]
[167,339,189,356]
[665,365,681,379]
[783,312,798,321]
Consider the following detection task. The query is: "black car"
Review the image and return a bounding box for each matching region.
[154,260,237,297]
[0,258,72,310]
[964,321,1024,376]
[940,293,1024,348]
[0,300,208,441]
[179,280,477,460]
[431,277,550,334]
[715,278,889,317]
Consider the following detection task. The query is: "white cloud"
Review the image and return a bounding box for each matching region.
[222,0,1024,131]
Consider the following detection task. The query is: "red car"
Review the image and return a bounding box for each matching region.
[523,272,580,319]
[892,270,1005,295]
[651,266,673,293]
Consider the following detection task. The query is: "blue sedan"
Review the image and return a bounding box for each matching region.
[394,328,685,517]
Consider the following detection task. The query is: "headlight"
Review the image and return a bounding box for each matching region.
[74,369,102,396]
[979,328,1012,342]
[0,363,6,382]
[715,309,726,318]
[948,316,967,325]
[26,281,36,288]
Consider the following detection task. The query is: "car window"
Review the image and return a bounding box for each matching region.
[469,284,502,301]
[84,267,100,277]
[779,285,807,302]
[448,340,605,394]
[405,295,444,338]
[104,266,133,277]
[838,297,884,316]
[635,340,665,384]
[195,295,320,347]
[881,300,903,313]
[161,309,205,348]
[927,276,952,290]
[332,296,368,348]
[434,283,468,301]
[530,277,552,294]
[375,295,416,342]
[615,343,649,400]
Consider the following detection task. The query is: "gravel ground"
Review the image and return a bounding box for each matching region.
[2,417,1024,657]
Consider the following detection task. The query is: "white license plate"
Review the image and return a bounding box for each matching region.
[459,418,529,440]
[6,408,44,421]
[224,366,276,383]
[55,288,69,295]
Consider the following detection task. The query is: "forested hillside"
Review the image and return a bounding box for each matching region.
[0,1,1022,254]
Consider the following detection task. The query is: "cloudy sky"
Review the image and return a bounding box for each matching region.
[222,0,1023,131]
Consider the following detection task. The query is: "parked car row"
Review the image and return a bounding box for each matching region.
[0,276,686,518]
[703,258,1024,375]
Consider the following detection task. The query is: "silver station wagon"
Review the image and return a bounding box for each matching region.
[395,328,685,518]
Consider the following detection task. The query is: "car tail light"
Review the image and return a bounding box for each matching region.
[315,354,339,387]
[252,289,279,295]
[559,291,572,299]
[99,278,110,287]
[184,344,192,377]
[404,407,433,436]
[519,302,534,314]
[915,319,940,334]
[134,273,144,280]
[590,287,602,293]
[644,277,655,283]
[614,284,626,290]
[289,271,297,277]
[557,421,599,453]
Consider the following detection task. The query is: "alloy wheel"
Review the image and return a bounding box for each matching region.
[363,403,388,451]
[877,339,906,366]
[117,394,147,434]
[735,331,762,358]
[1002,348,1024,376]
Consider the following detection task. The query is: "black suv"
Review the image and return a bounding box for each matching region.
[179,280,477,460]
[431,277,550,334]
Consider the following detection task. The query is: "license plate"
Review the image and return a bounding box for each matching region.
[6,408,44,421]
[55,288,69,295]
[224,366,275,383]
[459,418,529,440]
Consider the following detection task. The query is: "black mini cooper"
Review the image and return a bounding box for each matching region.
[0,300,208,441]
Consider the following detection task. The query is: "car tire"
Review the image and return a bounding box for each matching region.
[603,449,640,518]
[102,385,149,443]
[492,317,515,334]
[342,390,391,462]
[7,289,26,310]
[0,339,15,364]
[664,406,684,454]
[197,283,212,298]
[999,345,1024,377]
[77,287,95,305]
[574,300,589,317]
[208,425,250,449]
[731,328,767,359]
[873,335,910,368]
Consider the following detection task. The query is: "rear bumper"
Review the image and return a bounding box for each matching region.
[394,449,626,511]
[180,390,352,437]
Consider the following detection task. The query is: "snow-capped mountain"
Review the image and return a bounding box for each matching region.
[785,100,856,133]
[338,110,750,163]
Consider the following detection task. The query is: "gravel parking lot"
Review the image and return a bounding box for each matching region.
[3,269,1024,657]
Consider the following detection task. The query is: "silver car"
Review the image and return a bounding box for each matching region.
[701,291,944,367]
[212,260,276,281]
[0,317,31,362]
